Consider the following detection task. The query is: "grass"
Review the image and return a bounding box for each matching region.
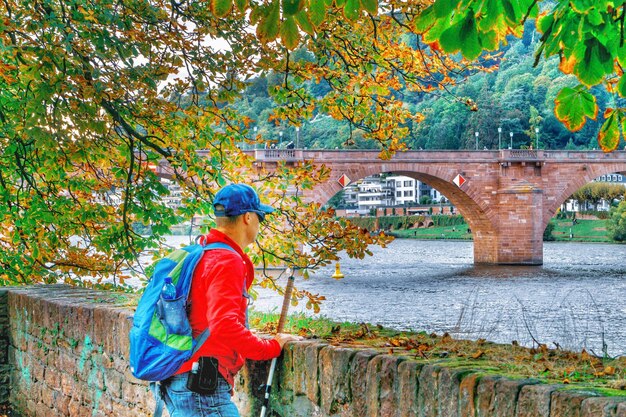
[550,219,611,242]
[391,225,472,240]
[389,219,616,243]
[250,311,626,394]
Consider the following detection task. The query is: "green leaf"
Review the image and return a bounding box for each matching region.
[211,0,233,18]
[433,0,456,18]
[256,0,281,43]
[573,37,613,86]
[343,0,360,21]
[282,0,302,16]
[439,24,461,53]
[234,0,247,13]
[280,16,300,49]
[554,85,598,132]
[295,10,314,35]
[360,0,377,14]
[619,76,626,99]
[586,8,604,26]
[414,7,436,33]
[459,12,481,59]
[598,109,621,152]
[309,0,326,27]
[477,0,502,32]
[536,12,554,34]
[502,0,521,24]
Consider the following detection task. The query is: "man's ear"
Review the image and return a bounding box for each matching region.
[242,212,252,225]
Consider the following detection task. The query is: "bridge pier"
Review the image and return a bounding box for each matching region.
[476,182,544,265]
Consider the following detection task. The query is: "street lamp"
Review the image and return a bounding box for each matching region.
[498,127,502,150]
[509,131,513,149]
[475,131,479,150]
[535,127,539,150]
[252,126,257,149]
[278,131,283,147]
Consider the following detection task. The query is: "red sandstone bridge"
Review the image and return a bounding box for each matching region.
[244,149,626,266]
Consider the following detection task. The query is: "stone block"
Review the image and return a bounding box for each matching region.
[617,402,626,417]
[516,384,561,417]
[581,397,626,417]
[291,341,322,396]
[397,360,424,417]
[437,367,476,417]
[459,372,480,416]
[348,349,378,417]
[417,364,441,417]
[475,375,502,417]
[303,342,327,405]
[550,390,598,417]
[115,310,134,358]
[319,346,355,415]
[273,341,296,406]
[492,378,538,417]
[365,354,404,417]
[92,306,118,352]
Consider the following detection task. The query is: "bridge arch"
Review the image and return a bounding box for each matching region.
[308,163,499,264]
[542,163,626,231]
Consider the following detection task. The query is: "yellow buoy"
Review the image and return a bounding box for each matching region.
[331,262,344,279]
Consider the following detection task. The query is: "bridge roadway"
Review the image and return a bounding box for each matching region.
[247,149,626,265]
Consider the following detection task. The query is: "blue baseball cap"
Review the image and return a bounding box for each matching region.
[213,184,275,218]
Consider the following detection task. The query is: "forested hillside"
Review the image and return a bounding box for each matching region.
[227,19,612,151]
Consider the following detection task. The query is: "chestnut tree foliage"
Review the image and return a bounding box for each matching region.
[1,0,624,307]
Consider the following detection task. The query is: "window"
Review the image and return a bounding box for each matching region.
[404,190,413,197]
[396,191,401,197]
[601,176,606,181]
[404,180,412,187]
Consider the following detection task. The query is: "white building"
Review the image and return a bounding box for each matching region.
[340,174,446,211]
[563,173,626,212]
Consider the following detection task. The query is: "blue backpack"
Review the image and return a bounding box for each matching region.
[129,242,235,382]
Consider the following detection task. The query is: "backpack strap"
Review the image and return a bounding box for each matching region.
[189,241,239,352]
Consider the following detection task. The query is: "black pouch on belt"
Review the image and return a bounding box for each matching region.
[187,356,219,394]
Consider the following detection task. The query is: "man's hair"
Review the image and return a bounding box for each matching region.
[214,204,241,226]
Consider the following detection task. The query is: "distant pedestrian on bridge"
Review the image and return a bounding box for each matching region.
[153,184,298,417]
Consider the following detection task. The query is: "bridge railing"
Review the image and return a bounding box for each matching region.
[253,149,303,161]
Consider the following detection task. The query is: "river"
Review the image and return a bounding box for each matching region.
[249,239,626,357]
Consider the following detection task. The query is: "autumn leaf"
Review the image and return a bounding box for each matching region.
[295,10,314,35]
[360,0,377,14]
[256,0,281,43]
[598,108,622,152]
[554,85,598,131]
[212,0,233,18]
[308,0,326,27]
[234,0,247,12]
[280,16,300,49]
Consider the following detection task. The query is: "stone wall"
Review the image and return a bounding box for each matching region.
[1,286,625,417]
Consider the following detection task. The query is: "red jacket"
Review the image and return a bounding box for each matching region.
[176,229,281,386]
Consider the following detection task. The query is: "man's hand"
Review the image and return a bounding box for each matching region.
[274,333,302,348]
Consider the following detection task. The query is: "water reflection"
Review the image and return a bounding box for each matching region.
[253,239,626,357]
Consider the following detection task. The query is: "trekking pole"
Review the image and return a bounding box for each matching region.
[259,272,296,417]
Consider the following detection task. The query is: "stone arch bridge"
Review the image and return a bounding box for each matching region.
[246,149,626,265]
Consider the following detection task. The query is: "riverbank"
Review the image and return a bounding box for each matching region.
[250,311,626,393]
[390,218,616,243]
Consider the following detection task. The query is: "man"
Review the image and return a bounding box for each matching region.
[157,183,298,417]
